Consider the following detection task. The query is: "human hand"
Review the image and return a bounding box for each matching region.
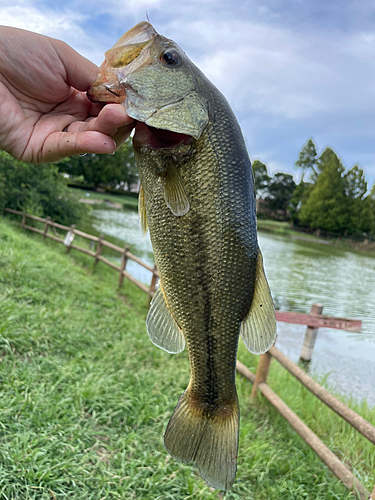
[0,26,135,164]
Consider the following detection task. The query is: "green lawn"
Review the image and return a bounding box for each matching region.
[69,187,138,211]
[0,218,373,499]
[256,219,319,239]
[256,219,375,254]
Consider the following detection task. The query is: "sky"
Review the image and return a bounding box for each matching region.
[2,0,375,187]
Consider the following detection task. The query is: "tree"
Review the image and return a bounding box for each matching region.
[369,183,375,238]
[56,139,138,191]
[299,148,348,233]
[0,151,89,225]
[288,180,313,224]
[295,138,317,180]
[265,172,296,219]
[342,165,373,235]
[370,183,375,214]
[252,160,270,198]
[315,147,339,176]
[344,165,367,199]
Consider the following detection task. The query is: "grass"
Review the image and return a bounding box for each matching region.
[69,187,138,211]
[257,219,375,254]
[257,220,320,239]
[0,217,374,499]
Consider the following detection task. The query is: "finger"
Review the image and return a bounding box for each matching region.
[93,104,136,136]
[66,104,135,137]
[112,124,135,149]
[40,131,117,163]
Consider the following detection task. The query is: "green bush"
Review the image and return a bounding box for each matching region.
[0,151,89,225]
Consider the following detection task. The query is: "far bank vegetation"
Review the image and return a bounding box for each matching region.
[2,134,375,245]
[253,139,375,243]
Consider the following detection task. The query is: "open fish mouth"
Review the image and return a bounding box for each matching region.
[134,122,194,149]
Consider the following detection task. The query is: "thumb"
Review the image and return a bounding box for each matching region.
[52,39,99,91]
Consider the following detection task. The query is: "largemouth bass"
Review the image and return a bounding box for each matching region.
[88,22,276,490]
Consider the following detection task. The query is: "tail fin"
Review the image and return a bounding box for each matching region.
[164,389,239,491]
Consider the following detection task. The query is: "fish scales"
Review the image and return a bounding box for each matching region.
[134,92,257,406]
[88,21,276,491]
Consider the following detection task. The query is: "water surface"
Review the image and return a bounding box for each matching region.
[84,208,375,406]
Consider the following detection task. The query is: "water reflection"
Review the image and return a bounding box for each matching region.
[85,208,375,406]
[259,232,375,338]
[259,232,375,406]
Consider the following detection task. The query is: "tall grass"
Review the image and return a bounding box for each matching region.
[0,218,373,499]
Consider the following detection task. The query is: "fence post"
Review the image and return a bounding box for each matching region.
[43,216,51,240]
[22,212,26,228]
[148,264,158,302]
[65,225,76,253]
[94,234,104,267]
[251,351,272,398]
[118,246,130,287]
[299,303,324,366]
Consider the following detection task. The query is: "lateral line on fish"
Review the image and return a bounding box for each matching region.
[205,124,226,403]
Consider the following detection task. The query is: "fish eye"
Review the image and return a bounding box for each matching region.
[160,49,181,66]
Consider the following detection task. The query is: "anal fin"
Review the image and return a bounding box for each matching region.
[146,285,185,353]
[240,250,277,354]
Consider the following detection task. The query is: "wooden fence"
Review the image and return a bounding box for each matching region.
[239,307,372,499]
[4,208,158,299]
[4,208,374,498]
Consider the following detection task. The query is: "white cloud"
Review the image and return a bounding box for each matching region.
[0,4,85,37]
[2,0,375,182]
[0,2,107,64]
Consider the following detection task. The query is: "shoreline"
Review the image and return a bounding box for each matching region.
[257,219,375,253]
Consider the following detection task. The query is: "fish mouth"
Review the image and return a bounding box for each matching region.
[87,22,156,104]
[134,122,194,150]
[87,21,202,146]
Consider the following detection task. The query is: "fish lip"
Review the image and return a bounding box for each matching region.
[104,85,120,98]
[87,81,126,104]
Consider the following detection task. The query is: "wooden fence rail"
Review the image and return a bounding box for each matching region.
[4,208,158,299]
[237,343,375,499]
[236,360,371,499]
[4,208,373,497]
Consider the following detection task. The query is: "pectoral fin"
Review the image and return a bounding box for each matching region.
[160,162,190,216]
[146,286,185,353]
[240,250,276,354]
[138,184,148,235]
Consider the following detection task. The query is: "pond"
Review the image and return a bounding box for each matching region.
[83,207,375,407]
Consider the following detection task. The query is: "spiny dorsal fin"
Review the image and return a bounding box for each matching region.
[240,250,277,354]
[138,184,148,235]
[146,285,185,353]
[160,162,190,217]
